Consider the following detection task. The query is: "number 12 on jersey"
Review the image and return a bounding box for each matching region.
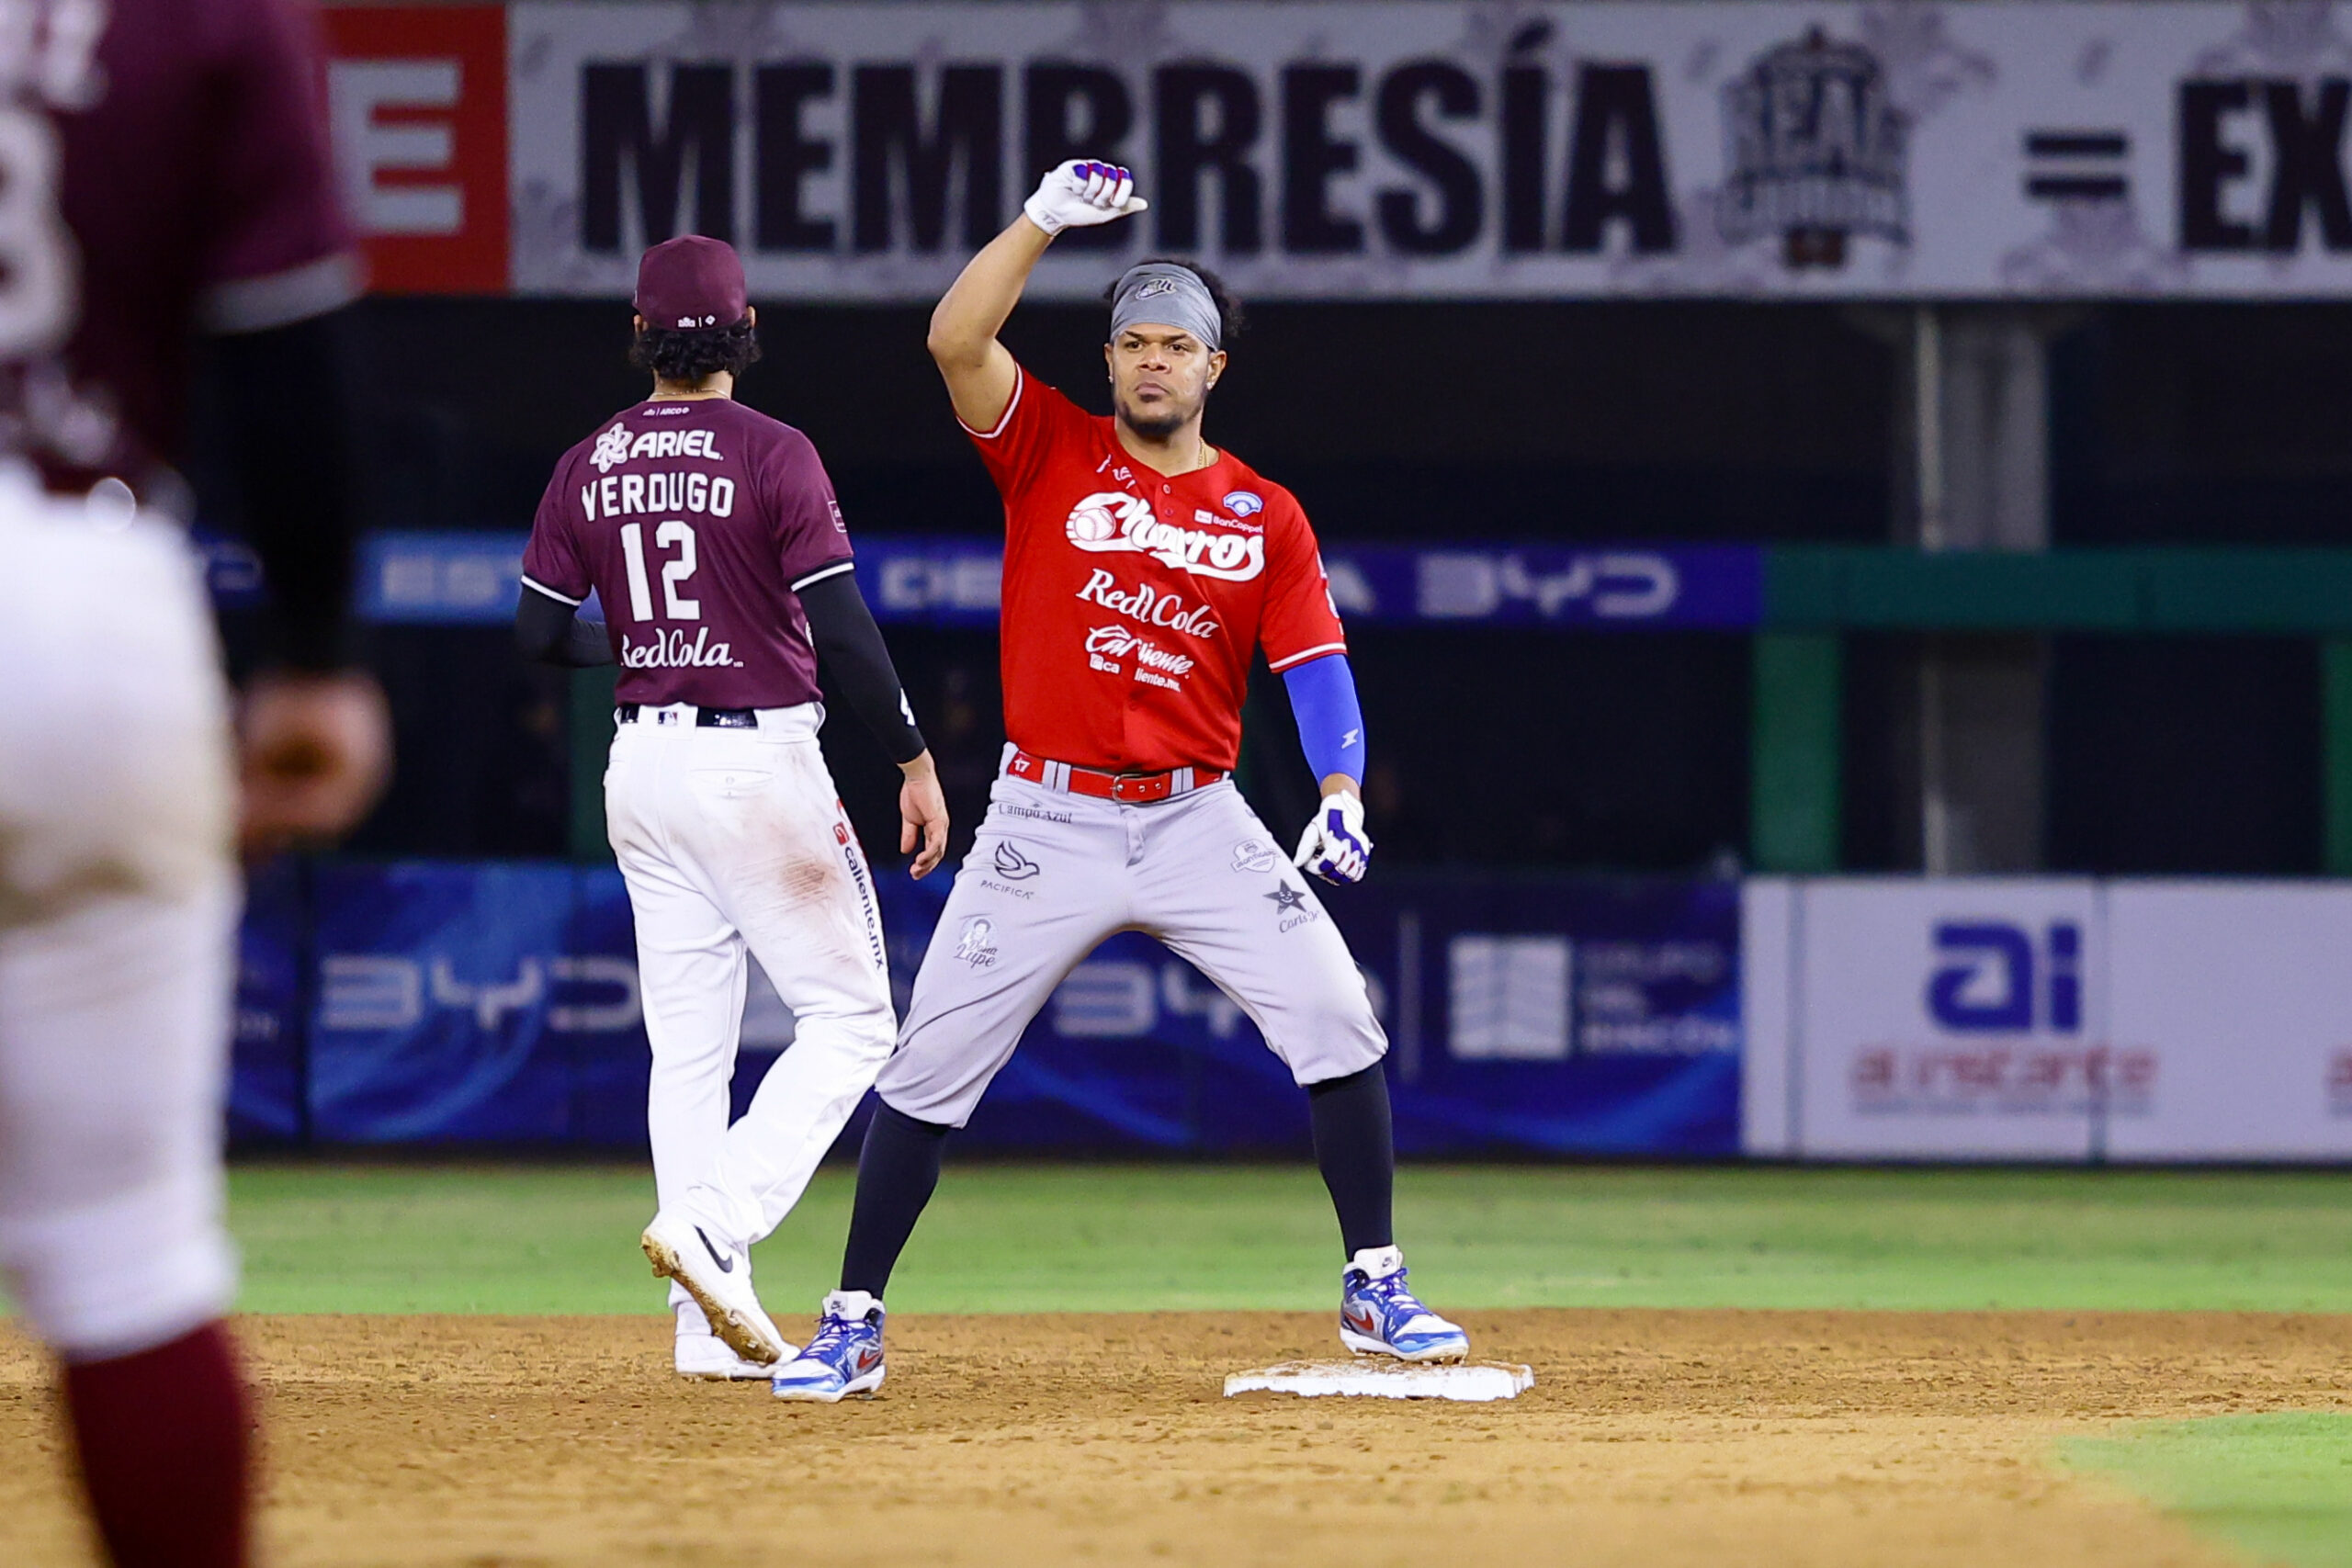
[619,520,701,621]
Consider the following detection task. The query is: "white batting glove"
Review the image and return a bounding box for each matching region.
[1023,158,1148,236]
[1294,791,1373,885]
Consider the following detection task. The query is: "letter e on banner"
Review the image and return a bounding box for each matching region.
[322,7,510,293]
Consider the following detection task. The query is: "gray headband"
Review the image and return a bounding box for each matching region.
[1109,263,1222,352]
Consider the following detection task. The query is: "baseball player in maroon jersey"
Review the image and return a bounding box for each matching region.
[516,235,948,1378]
[0,2,387,1563]
[770,161,1467,1402]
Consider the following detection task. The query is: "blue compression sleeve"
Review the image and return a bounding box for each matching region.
[1283,653,1366,785]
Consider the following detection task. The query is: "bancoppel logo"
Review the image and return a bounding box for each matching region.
[1928,920,2080,1033]
[1064,492,1266,581]
[591,423,633,473]
[1717,27,1908,270]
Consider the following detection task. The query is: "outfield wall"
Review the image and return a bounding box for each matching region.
[1742,879,2352,1162]
[232,861,1741,1156]
[229,863,2352,1160]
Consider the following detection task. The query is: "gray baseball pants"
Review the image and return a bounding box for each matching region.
[876,765,1387,1126]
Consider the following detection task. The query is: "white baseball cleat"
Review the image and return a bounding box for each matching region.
[675,1329,788,1381]
[641,1210,790,1367]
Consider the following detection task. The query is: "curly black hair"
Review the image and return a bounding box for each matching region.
[1102,258,1244,346]
[628,319,763,383]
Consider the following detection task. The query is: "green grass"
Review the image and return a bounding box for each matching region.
[2064,1415,2352,1568]
[219,1163,2352,1317]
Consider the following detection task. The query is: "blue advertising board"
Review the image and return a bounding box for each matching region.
[205,531,1762,633]
[231,859,1741,1156]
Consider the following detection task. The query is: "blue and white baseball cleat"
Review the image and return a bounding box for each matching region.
[1339,1247,1469,1363]
[770,1291,888,1402]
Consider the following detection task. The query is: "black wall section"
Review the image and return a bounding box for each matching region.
[188,297,2352,872]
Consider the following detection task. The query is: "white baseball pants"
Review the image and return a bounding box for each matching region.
[605,705,897,1267]
[876,764,1388,1128]
[0,474,241,1360]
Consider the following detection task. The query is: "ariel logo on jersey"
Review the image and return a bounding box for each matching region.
[955,917,999,968]
[1222,491,1264,518]
[621,627,743,669]
[1076,570,1220,639]
[592,423,634,473]
[591,422,728,474]
[1064,491,1267,581]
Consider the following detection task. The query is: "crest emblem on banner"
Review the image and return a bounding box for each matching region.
[1716,28,1909,270]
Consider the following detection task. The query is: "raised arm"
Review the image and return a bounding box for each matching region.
[926,160,1147,432]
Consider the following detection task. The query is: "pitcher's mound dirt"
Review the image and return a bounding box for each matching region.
[5,1310,2349,1566]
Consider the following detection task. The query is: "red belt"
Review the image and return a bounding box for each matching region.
[1005,749,1225,804]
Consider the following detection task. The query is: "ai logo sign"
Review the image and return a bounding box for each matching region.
[1925,921,2081,1033]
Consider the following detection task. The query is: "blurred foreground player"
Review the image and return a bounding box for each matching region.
[0,2,386,1565]
[770,163,1465,1402]
[514,236,948,1378]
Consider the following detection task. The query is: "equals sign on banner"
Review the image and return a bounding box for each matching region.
[2022,129,2130,200]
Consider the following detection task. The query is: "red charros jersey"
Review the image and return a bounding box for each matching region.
[523,398,855,710]
[964,365,1347,774]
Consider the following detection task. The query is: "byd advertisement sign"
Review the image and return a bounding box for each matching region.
[325,2,2352,299]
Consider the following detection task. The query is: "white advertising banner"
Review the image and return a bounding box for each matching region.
[1783,880,2107,1159]
[493,0,2352,301]
[2102,884,2352,1159]
[1747,876,2352,1161]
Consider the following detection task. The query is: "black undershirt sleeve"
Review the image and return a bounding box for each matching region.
[210,307,362,671]
[514,585,616,668]
[797,568,926,764]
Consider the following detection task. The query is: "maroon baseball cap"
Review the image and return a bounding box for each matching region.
[634,235,748,331]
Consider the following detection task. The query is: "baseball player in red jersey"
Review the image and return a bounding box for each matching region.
[516,235,948,1378]
[771,161,1467,1402]
[0,2,388,1563]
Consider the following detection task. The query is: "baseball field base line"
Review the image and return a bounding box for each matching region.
[1223,1360,1536,1402]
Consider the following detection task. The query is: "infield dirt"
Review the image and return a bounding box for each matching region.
[5,1310,2349,1566]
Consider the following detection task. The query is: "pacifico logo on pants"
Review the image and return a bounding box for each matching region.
[1065,492,1266,581]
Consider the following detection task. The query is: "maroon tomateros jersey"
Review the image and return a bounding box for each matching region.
[8,0,355,491]
[523,398,856,711]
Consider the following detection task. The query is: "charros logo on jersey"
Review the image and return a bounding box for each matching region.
[1064,491,1266,581]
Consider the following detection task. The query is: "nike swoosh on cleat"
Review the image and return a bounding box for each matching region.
[695,1226,735,1274]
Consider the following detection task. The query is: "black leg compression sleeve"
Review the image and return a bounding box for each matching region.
[840,1100,954,1298]
[1307,1064,1396,1258]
